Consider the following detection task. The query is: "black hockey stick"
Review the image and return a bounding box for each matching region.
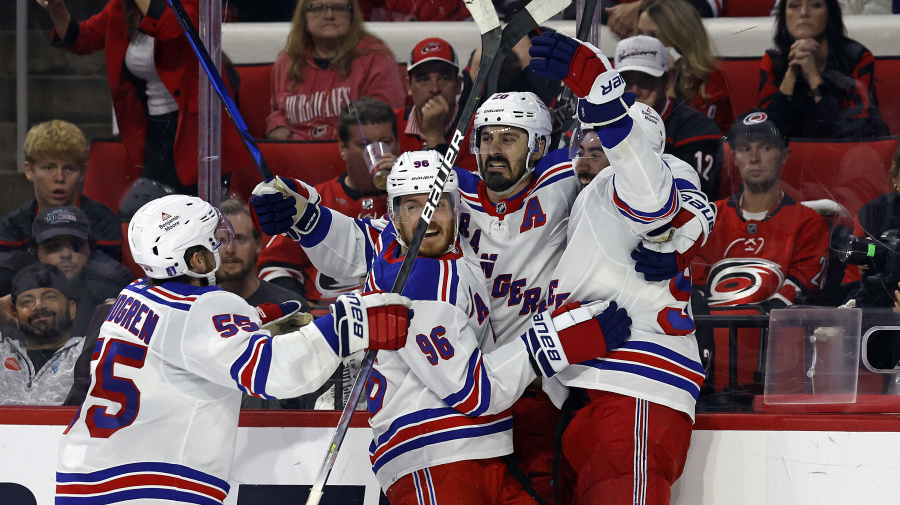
[549,0,600,148]
[163,0,274,181]
[305,1,571,504]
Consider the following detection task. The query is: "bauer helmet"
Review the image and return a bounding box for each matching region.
[128,195,234,285]
[386,150,460,255]
[627,103,666,155]
[472,92,551,195]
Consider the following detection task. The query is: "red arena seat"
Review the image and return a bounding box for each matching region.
[229,140,346,201]
[874,57,900,136]
[721,0,773,17]
[234,63,274,139]
[83,139,141,215]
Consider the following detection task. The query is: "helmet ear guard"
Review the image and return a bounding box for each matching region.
[128,195,234,285]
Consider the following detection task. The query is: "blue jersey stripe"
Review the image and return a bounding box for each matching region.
[372,406,465,448]
[587,360,701,399]
[618,341,706,375]
[534,170,575,192]
[297,207,334,248]
[124,285,192,311]
[371,418,513,474]
[442,351,481,407]
[56,462,228,490]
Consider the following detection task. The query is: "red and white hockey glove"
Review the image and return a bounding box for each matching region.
[529,32,630,127]
[632,188,716,281]
[525,300,631,378]
[249,176,322,240]
[325,291,413,358]
[255,300,313,335]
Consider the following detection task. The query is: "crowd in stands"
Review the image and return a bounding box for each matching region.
[2,0,899,409]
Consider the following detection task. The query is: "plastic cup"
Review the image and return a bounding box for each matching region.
[364,142,391,190]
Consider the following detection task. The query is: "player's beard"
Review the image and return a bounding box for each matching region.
[216,254,256,283]
[19,308,72,346]
[399,218,456,258]
[480,154,527,194]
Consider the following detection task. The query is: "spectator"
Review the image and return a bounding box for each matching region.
[759,0,889,139]
[266,0,406,141]
[692,111,830,311]
[259,97,396,312]
[616,35,724,199]
[636,0,733,133]
[842,143,900,307]
[361,0,471,21]
[0,120,122,260]
[0,263,87,406]
[605,0,721,40]
[37,0,247,195]
[0,207,133,337]
[397,37,476,171]
[217,199,309,309]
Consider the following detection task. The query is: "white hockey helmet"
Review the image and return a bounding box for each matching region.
[386,150,460,252]
[128,195,234,284]
[627,103,666,155]
[472,91,552,156]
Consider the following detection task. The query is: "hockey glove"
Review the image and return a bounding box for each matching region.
[249,176,322,240]
[529,32,630,126]
[328,291,413,358]
[525,300,631,378]
[632,188,716,281]
[256,300,313,336]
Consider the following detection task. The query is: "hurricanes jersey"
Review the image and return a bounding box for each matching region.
[56,280,345,504]
[692,193,830,306]
[363,225,537,489]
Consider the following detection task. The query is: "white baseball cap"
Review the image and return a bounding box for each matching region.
[614,35,669,77]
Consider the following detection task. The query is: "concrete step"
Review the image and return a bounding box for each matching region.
[0,121,114,174]
[0,31,108,77]
[0,75,112,124]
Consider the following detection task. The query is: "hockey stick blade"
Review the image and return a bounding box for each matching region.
[164,0,274,181]
[305,1,569,504]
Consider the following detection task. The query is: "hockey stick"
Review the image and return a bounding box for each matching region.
[549,0,600,148]
[163,0,274,181]
[305,1,570,504]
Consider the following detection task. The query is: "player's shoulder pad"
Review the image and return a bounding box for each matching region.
[454,165,480,194]
[371,225,461,305]
[534,147,574,178]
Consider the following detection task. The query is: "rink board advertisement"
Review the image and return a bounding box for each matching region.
[4,410,900,505]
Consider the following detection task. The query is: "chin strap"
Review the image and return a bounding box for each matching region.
[184,249,221,286]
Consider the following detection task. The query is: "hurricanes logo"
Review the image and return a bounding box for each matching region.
[743,112,768,125]
[706,258,784,306]
[421,41,442,55]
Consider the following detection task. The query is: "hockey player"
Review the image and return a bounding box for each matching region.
[360,150,630,504]
[251,91,579,502]
[55,195,412,505]
[528,32,708,504]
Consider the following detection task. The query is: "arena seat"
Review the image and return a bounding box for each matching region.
[719,137,899,216]
[229,140,346,201]
[874,57,900,136]
[721,0,773,17]
[719,58,760,120]
[702,306,768,395]
[235,63,274,139]
[84,139,141,215]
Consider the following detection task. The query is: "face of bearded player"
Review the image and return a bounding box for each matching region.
[476,125,540,195]
[395,193,456,258]
[14,287,75,348]
[215,211,261,284]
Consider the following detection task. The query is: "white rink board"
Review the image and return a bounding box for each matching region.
[6,425,900,504]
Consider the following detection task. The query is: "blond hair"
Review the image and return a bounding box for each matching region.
[283,0,388,84]
[23,120,88,166]
[638,0,719,104]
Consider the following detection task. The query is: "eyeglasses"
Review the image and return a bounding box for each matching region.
[306,3,353,15]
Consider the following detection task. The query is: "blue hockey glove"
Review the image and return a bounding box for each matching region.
[525,300,631,378]
[631,242,679,282]
[249,176,322,240]
[530,32,630,127]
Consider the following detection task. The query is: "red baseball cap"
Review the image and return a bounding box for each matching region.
[407,37,459,73]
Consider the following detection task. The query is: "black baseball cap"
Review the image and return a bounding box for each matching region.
[726,110,789,149]
[32,206,91,243]
[11,263,72,303]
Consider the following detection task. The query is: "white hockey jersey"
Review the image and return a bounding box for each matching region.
[56,279,346,504]
[363,227,538,489]
[547,120,707,420]
[298,150,580,347]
